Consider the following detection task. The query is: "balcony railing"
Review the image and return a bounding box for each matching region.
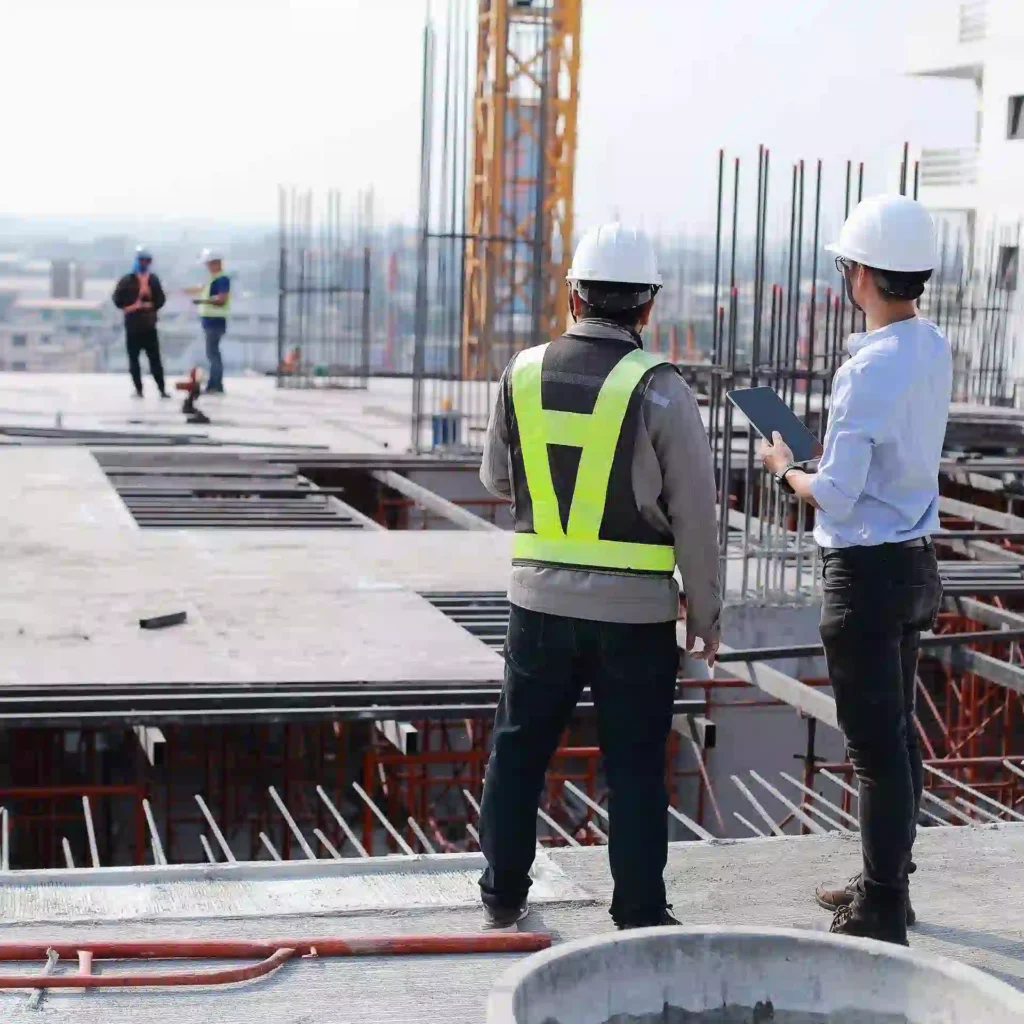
[958,0,988,43]
[920,146,979,188]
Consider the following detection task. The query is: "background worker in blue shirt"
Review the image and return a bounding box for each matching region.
[760,195,951,946]
[187,248,231,394]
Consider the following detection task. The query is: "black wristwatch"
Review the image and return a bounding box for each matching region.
[775,462,798,493]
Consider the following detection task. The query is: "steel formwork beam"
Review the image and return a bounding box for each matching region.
[371,470,501,531]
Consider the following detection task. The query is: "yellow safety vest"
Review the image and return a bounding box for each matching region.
[510,343,676,574]
[196,275,231,320]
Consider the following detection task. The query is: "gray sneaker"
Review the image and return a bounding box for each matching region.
[482,901,529,930]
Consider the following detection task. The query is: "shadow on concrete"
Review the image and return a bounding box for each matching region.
[915,920,1024,961]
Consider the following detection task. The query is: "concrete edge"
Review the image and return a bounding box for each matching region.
[0,851,491,888]
[0,847,577,891]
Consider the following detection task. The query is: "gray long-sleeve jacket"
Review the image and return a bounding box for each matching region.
[480,319,722,639]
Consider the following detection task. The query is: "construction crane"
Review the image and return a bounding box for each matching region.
[461,0,582,380]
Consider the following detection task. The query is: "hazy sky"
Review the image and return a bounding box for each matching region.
[0,0,976,231]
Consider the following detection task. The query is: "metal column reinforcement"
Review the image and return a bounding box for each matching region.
[276,187,374,390]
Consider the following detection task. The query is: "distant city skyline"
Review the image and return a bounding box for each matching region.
[1,0,976,232]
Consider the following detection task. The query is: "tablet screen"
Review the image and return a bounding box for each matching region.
[726,387,822,464]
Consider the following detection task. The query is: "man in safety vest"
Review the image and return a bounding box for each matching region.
[477,223,722,930]
[187,249,231,394]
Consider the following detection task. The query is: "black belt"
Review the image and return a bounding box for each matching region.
[822,537,932,555]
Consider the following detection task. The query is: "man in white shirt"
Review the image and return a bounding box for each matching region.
[760,195,951,945]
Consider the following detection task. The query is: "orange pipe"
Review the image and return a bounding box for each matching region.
[5,948,296,989]
[0,933,551,990]
[0,933,551,961]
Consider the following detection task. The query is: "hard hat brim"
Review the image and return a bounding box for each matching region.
[823,241,934,273]
[566,270,663,287]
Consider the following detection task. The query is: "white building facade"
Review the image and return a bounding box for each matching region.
[909,1,1023,401]
[0,298,118,373]
[910,0,1023,273]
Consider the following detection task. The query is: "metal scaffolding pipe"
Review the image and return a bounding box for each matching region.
[195,794,236,862]
[748,771,827,835]
[665,802,715,842]
[259,832,282,862]
[268,786,317,860]
[924,763,1024,822]
[82,797,99,868]
[142,798,167,866]
[313,829,343,860]
[407,817,437,854]
[370,470,500,531]
[352,781,416,856]
[315,786,369,858]
[731,776,785,837]
[537,807,580,847]
[778,771,859,827]
[734,812,766,837]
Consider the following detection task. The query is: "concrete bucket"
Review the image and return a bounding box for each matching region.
[487,926,1024,1024]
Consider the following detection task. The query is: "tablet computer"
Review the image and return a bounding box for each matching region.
[725,386,822,464]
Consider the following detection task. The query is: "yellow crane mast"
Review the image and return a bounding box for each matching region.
[462,0,582,380]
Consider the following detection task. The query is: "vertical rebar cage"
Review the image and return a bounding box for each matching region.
[276,187,373,390]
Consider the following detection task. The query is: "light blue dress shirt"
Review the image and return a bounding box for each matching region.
[810,317,952,549]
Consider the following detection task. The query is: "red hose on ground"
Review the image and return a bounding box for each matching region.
[0,932,551,990]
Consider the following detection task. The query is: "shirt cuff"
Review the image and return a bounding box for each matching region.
[808,472,856,521]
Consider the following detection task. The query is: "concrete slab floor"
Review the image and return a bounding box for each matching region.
[0,826,1018,1022]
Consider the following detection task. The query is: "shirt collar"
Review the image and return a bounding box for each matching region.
[565,318,643,348]
[846,315,920,357]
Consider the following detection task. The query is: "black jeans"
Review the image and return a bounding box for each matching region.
[126,326,165,395]
[820,542,942,909]
[478,604,679,926]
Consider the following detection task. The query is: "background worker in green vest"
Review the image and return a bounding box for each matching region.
[477,223,722,930]
[186,248,231,394]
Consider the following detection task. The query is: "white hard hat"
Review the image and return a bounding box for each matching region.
[825,195,936,273]
[566,223,663,287]
[199,248,223,264]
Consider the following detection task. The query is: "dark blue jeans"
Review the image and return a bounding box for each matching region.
[479,604,679,926]
[203,321,226,391]
[820,542,942,909]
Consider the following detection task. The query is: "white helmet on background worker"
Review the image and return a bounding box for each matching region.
[567,223,662,287]
[825,195,936,273]
[199,248,224,265]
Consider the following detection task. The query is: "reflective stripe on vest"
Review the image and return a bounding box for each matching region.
[511,342,675,574]
[197,275,230,320]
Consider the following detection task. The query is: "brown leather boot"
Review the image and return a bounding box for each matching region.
[815,869,916,926]
[830,899,908,947]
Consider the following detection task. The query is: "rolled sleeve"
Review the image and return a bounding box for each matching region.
[811,365,882,522]
[808,472,852,518]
